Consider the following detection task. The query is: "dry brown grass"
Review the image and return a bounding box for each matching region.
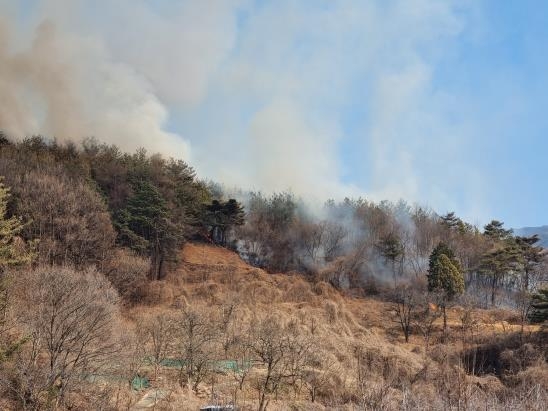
[116,243,547,410]
[181,243,251,268]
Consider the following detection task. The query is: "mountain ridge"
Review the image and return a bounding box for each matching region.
[515,225,548,248]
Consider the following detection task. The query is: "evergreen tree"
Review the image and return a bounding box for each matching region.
[427,243,464,335]
[440,212,461,230]
[528,288,548,324]
[428,254,464,299]
[116,180,181,280]
[0,179,33,270]
[204,200,223,243]
[378,232,404,287]
[515,235,544,291]
[204,199,245,246]
[428,242,460,273]
[483,220,513,242]
[225,199,245,224]
[0,179,33,363]
[479,243,521,306]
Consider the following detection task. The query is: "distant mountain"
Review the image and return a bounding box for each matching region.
[514,225,548,248]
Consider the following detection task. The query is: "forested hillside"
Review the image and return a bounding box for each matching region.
[0,135,546,410]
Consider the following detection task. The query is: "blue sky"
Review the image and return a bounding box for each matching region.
[2,0,548,228]
[440,0,548,228]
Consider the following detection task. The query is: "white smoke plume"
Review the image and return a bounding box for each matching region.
[0,0,242,159]
[0,0,487,222]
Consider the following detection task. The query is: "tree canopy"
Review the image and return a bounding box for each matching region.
[0,179,33,270]
[528,288,548,324]
[427,246,464,300]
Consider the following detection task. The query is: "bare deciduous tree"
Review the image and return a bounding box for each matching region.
[390,285,418,343]
[175,307,218,393]
[13,170,115,267]
[140,311,177,380]
[248,317,311,411]
[301,350,339,403]
[12,266,122,408]
[104,249,149,303]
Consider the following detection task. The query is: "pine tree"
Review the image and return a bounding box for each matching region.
[483,220,513,242]
[428,242,460,273]
[479,244,521,306]
[378,232,404,287]
[528,288,548,324]
[0,179,33,270]
[440,212,461,230]
[427,243,464,335]
[0,179,33,363]
[515,235,544,291]
[116,180,181,280]
[204,199,245,246]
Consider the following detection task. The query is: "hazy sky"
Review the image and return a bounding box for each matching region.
[1,0,547,228]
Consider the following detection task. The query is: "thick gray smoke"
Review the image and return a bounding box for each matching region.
[0,16,190,158]
[0,0,243,159]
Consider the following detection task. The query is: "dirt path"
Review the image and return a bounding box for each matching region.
[131,389,168,410]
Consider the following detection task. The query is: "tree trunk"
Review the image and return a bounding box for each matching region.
[442,305,447,340]
[157,255,164,280]
[258,390,267,411]
[491,275,497,307]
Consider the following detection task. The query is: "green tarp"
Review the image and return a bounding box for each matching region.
[150,358,251,372]
[131,375,150,390]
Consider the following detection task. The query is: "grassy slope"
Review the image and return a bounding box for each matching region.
[124,243,544,410]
